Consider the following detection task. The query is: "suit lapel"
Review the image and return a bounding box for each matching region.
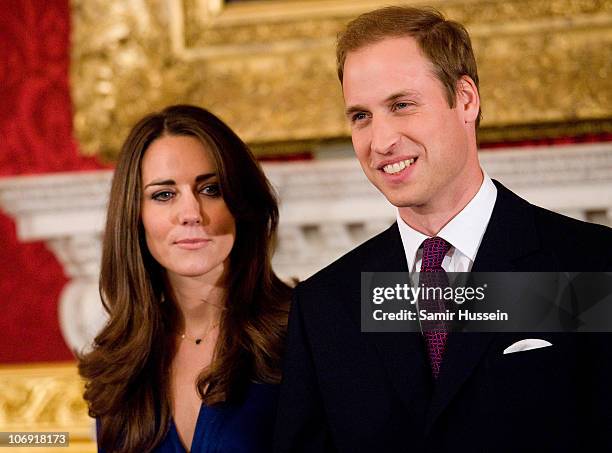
[425,181,542,433]
[345,223,431,425]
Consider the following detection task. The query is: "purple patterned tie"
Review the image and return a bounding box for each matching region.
[420,237,452,379]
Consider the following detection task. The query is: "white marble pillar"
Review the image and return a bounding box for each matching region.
[0,171,112,354]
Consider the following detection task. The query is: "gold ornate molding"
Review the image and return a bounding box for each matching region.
[71,0,612,159]
[0,362,95,452]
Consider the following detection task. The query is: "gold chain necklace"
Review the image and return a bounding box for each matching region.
[178,323,219,345]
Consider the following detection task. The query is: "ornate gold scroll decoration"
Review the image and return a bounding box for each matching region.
[0,362,95,452]
[71,0,612,159]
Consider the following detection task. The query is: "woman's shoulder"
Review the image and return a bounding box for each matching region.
[233,381,280,412]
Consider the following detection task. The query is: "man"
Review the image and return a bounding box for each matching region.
[274,6,612,453]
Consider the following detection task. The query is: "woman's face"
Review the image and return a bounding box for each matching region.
[140,134,236,282]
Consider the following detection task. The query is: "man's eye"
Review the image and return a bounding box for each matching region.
[152,191,174,201]
[394,102,410,110]
[351,112,368,122]
[200,184,221,197]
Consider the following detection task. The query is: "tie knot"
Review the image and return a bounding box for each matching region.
[421,237,451,271]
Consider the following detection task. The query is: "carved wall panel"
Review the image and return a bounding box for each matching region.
[71,0,612,159]
[0,364,95,452]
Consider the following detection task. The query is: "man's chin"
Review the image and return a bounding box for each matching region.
[376,187,422,209]
[372,179,419,205]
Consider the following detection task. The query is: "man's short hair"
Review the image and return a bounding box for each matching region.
[336,6,482,127]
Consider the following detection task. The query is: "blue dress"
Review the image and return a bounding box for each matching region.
[156,382,278,453]
[99,382,279,453]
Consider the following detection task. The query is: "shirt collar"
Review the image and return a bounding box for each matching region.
[396,172,497,271]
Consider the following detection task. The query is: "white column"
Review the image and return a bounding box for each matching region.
[0,171,112,354]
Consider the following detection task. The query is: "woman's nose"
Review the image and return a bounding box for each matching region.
[177,193,202,225]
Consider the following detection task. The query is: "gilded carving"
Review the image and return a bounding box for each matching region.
[0,363,95,451]
[71,0,612,159]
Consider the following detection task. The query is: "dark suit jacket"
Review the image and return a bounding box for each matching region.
[274,181,612,452]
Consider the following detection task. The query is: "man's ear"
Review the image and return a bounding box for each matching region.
[456,75,480,124]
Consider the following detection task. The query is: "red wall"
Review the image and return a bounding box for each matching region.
[0,0,103,363]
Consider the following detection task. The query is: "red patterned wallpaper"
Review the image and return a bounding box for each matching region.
[0,0,104,363]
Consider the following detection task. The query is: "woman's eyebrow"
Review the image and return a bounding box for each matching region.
[144,173,216,189]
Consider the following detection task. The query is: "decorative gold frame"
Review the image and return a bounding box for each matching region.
[0,363,95,452]
[71,0,612,159]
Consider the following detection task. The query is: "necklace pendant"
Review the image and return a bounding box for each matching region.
[195,339,202,345]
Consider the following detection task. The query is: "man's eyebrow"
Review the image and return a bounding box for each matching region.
[384,90,421,104]
[144,172,216,189]
[345,105,368,117]
[345,91,422,117]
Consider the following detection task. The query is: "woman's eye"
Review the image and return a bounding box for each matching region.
[200,184,221,197]
[152,191,174,201]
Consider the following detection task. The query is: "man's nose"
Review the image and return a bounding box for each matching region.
[177,192,203,225]
[370,116,399,155]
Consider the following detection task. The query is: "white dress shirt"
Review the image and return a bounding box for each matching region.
[397,172,497,273]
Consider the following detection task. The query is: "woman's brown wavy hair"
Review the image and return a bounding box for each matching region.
[78,105,292,452]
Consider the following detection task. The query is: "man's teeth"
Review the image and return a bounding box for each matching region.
[382,158,415,174]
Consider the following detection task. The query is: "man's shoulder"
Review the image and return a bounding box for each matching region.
[532,203,610,233]
[530,202,612,268]
[494,181,612,268]
[495,180,611,240]
[531,202,612,243]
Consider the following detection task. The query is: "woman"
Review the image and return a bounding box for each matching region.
[79,105,292,452]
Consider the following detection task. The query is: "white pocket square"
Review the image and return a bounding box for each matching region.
[503,339,553,355]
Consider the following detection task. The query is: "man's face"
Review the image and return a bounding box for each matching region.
[342,36,479,214]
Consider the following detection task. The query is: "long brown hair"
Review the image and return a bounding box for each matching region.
[78,105,291,452]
